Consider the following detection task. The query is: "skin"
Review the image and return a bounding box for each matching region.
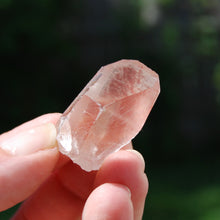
[0,113,148,220]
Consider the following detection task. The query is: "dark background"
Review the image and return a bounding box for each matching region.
[1,0,220,219]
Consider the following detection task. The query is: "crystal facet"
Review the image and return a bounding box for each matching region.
[56,60,160,171]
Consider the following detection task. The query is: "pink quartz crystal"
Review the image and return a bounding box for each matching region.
[56,60,160,171]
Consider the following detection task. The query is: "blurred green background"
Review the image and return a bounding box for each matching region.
[0,0,220,219]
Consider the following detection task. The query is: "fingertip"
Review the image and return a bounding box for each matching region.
[0,113,61,140]
[82,183,133,220]
[95,150,148,220]
[125,149,146,172]
[99,149,146,175]
[0,123,57,156]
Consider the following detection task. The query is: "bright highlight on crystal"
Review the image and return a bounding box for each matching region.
[56,60,160,171]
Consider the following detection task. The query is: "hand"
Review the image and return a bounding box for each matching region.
[0,113,148,220]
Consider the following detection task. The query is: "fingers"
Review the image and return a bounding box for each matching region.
[11,157,97,220]
[82,183,133,220]
[54,142,133,199]
[56,162,97,200]
[95,149,148,220]
[12,148,147,220]
[12,175,83,220]
[0,113,61,211]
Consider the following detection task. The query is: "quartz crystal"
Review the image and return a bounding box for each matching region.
[56,60,160,171]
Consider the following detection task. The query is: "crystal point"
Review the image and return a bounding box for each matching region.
[56,60,160,171]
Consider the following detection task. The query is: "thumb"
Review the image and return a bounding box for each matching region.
[0,114,60,211]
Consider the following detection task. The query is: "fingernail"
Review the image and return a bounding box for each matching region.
[115,184,131,198]
[105,183,131,198]
[126,149,145,171]
[122,142,133,150]
[0,123,57,156]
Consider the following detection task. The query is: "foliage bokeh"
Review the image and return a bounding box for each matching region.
[0,0,220,219]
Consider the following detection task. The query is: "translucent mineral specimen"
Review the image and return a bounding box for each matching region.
[56,60,160,171]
